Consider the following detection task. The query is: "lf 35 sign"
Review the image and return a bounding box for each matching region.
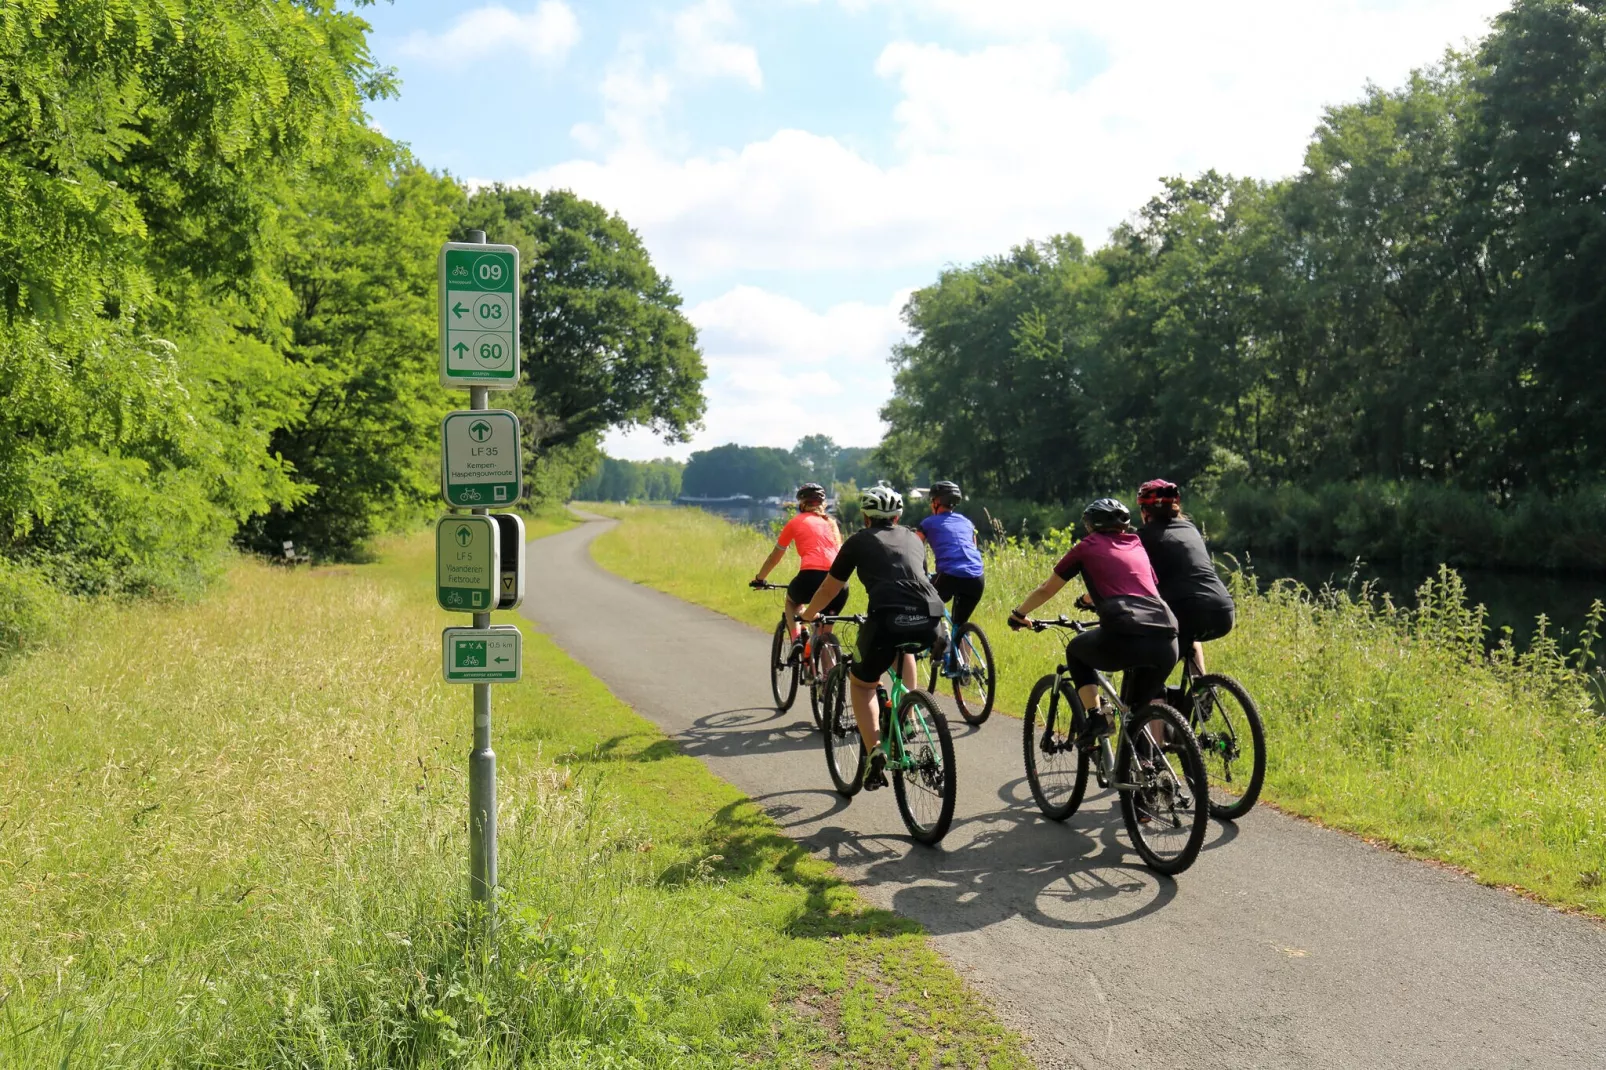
[441,409,522,507]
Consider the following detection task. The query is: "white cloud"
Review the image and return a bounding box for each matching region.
[675,0,764,87]
[604,285,909,460]
[509,0,1504,284]
[398,1,579,66]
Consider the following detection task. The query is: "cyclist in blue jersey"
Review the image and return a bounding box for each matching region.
[918,482,986,671]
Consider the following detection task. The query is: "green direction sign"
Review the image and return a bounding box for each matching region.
[439,242,519,389]
[436,514,499,612]
[442,625,522,683]
[441,409,522,507]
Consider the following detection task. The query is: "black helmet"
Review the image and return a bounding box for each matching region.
[796,482,826,502]
[930,480,963,506]
[1082,497,1131,533]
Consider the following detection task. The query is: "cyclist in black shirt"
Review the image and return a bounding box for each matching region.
[1135,479,1234,675]
[801,484,942,789]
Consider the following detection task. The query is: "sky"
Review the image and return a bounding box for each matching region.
[361,0,1509,461]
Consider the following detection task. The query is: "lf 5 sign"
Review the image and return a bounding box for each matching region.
[439,242,519,389]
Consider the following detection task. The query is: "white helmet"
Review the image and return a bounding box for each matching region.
[860,484,903,519]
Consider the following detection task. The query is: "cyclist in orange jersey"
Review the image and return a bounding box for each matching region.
[751,483,848,656]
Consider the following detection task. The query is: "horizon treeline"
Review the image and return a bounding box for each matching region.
[879,0,1606,570]
[1,2,703,645]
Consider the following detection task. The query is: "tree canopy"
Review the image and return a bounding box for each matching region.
[882,0,1606,519]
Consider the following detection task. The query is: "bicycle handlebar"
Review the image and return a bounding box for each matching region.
[1021,614,1091,633]
[748,581,786,591]
[817,613,866,625]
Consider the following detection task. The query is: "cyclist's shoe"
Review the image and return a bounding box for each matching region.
[789,634,807,663]
[863,750,889,791]
[1076,705,1111,748]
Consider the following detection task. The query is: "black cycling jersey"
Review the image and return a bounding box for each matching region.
[1136,518,1234,618]
[829,523,943,616]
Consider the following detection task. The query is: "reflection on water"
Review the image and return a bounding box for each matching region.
[678,499,789,532]
[1237,553,1606,649]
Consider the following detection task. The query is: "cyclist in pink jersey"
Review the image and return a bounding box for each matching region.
[751,483,848,649]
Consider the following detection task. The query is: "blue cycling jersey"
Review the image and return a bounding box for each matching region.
[919,511,984,579]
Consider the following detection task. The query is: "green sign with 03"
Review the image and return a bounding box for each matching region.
[439,242,519,389]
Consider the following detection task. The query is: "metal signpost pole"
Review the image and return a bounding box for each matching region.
[438,228,520,937]
[463,230,496,922]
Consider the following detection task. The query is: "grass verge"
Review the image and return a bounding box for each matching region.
[586,503,1606,918]
[0,509,1027,1068]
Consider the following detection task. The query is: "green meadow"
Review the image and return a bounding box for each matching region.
[0,513,1026,1069]
[588,504,1606,918]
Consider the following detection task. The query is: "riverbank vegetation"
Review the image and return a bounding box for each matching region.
[0,519,1027,1068]
[877,0,1606,574]
[589,505,1606,918]
[0,3,705,653]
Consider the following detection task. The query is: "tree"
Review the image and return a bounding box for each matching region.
[681,445,801,498]
[792,435,840,484]
[456,187,707,500]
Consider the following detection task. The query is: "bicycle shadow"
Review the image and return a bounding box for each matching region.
[668,704,822,761]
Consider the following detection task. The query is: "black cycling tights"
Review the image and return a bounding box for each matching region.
[1065,626,1178,710]
[933,573,985,631]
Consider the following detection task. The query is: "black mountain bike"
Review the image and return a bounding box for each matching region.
[1018,616,1210,875]
[1169,656,1266,821]
[818,615,957,846]
[752,582,839,727]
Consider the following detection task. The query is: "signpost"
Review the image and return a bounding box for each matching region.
[435,230,524,931]
[443,626,523,683]
[441,409,522,507]
[493,513,525,610]
[439,242,519,389]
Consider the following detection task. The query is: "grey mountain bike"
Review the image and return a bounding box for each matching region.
[1018,616,1210,875]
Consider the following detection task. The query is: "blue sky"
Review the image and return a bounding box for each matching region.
[361,0,1507,460]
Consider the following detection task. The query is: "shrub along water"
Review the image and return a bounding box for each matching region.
[589,504,1606,917]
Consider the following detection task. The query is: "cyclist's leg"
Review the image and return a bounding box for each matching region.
[786,570,827,641]
[899,652,918,691]
[948,575,985,631]
[784,599,803,640]
[818,583,850,675]
[1065,626,1111,715]
[851,618,897,751]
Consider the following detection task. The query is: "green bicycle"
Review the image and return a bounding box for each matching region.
[818,614,958,846]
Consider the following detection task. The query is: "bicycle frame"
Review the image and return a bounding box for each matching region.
[1035,619,1185,794]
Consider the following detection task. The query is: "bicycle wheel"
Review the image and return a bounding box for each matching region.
[890,689,957,846]
[822,663,864,796]
[770,617,799,711]
[1189,673,1266,821]
[808,633,842,732]
[1117,702,1209,875]
[1022,674,1090,821]
[948,622,996,725]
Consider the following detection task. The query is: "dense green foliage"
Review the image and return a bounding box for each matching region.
[574,455,685,501]
[881,0,1606,569]
[0,2,706,641]
[457,187,707,501]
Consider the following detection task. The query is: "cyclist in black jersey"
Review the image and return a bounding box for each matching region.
[1135,479,1234,675]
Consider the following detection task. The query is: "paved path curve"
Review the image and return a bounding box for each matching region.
[522,513,1605,1069]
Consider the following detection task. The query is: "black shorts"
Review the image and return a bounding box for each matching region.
[851,610,939,684]
[787,569,848,615]
[1064,626,1179,709]
[1177,604,1234,649]
[932,573,985,630]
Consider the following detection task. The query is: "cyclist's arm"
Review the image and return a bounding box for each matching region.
[1010,573,1067,622]
[800,575,846,622]
[752,543,788,585]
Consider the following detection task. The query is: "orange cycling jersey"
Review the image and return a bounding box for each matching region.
[777,511,840,571]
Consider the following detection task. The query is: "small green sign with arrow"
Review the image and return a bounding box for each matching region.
[442,625,522,683]
[436,514,498,612]
[440,409,522,507]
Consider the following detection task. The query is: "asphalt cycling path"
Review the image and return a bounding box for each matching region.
[522,512,1605,1069]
